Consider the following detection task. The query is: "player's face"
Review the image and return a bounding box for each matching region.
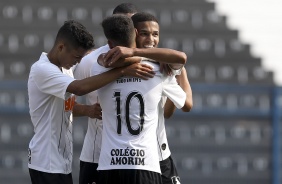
[58,44,87,69]
[135,21,159,49]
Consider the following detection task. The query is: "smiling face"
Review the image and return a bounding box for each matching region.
[135,21,159,48]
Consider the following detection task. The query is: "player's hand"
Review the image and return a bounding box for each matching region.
[87,103,102,120]
[122,63,155,80]
[104,46,134,66]
[160,63,173,76]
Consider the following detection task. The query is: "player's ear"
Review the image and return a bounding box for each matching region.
[107,40,114,49]
[57,42,65,52]
[134,28,138,35]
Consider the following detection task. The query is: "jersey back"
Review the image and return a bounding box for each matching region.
[92,60,185,173]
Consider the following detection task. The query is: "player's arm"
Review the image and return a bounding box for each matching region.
[177,68,193,112]
[164,68,193,118]
[163,98,176,119]
[98,53,142,68]
[67,63,155,96]
[103,46,187,70]
[73,102,102,120]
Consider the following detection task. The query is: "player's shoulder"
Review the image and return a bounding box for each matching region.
[77,45,110,71]
[88,45,110,57]
[32,57,54,72]
[140,57,160,72]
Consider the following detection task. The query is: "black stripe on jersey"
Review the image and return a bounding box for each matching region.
[64,110,73,172]
[58,102,73,173]
[58,107,64,149]
[92,96,100,163]
[92,118,99,162]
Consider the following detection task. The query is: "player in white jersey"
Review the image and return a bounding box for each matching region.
[92,14,190,184]
[75,4,191,184]
[132,12,193,184]
[105,12,193,184]
[74,45,110,184]
[27,20,154,184]
[156,68,192,184]
[74,3,139,184]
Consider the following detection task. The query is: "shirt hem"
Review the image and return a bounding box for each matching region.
[28,164,71,174]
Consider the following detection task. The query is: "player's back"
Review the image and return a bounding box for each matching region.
[92,60,163,173]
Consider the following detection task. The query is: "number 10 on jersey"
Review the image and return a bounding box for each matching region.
[114,91,145,136]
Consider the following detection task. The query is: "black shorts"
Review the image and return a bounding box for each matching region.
[160,156,181,184]
[99,169,162,184]
[79,161,100,184]
[29,168,73,184]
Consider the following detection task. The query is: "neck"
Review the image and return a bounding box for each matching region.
[47,48,60,68]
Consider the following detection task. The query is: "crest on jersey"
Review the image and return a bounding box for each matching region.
[64,95,75,112]
[161,143,167,150]
[171,176,181,184]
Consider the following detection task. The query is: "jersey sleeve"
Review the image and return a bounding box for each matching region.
[162,75,186,109]
[170,66,183,76]
[73,54,93,80]
[89,45,112,76]
[31,62,75,99]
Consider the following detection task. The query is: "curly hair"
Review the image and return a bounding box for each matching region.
[102,14,135,47]
[55,20,95,50]
[131,12,159,27]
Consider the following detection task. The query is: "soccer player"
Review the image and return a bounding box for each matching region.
[75,4,191,184]
[132,12,192,184]
[73,3,139,184]
[105,12,193,184]
[156,67,192,184]
[27,19,153,184]
[92,14,189,184]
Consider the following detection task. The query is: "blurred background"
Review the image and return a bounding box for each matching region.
[0,0,282,184]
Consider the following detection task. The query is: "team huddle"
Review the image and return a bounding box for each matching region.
[27,3,193,184]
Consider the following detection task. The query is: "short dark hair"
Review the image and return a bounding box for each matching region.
[102,14,135,47]
[113,3,138,14]
[131,12,159,27]
[55,20,95,50]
